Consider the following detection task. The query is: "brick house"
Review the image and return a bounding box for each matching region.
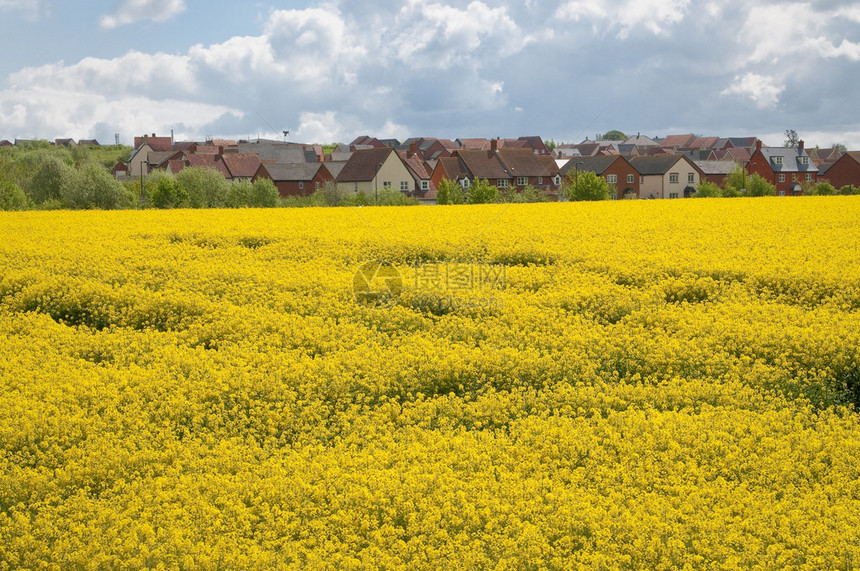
[455,143,512,190]
[561,155,640,199]
[430,156,472,192]
[221,153,263,181]
[747,139,817,195]
[496,148,560,193]
[817,152,860,190]
[693,160,737,188]
[253,162,336,197]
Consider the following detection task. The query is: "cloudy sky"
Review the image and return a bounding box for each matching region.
[1,0,859,147]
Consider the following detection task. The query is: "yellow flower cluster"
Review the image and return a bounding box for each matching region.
[2,197,860,569]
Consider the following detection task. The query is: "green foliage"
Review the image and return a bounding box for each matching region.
[176,167,229,208]
[468,178,498,204]
[371,187,418,206]
[249,178,279,208]
[436,178,465,205]
[839,185,860,196]
[746,173,776,197]
[61,162,133,209]
[148,174,188,209]
[0,179,29,211]
[601,130,627,141]
[563,170,610,201]
[225,179,254,208]
[806,181,837,196]
[497,184,549,203]
[693,180,723,198]
[26,155,75,205]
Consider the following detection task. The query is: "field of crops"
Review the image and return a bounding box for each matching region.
[2,197,860,569]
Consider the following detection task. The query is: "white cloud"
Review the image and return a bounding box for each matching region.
[555,0,690,38]
[0,0,47,18]
[292,111,407,143]
[100,0,186,29]
[721,73,785,108]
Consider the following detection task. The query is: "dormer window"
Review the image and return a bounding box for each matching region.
[773,156,783,165]
[799,156,809,165]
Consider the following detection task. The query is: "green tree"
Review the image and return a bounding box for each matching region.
[784,129,800,147]
[693,180,723,198]
[436,178,465,205]
[148,174,187,209]
[805,181,837,196]
[839,185,860,196]
[176,167,229,208]
[601,130,627,141]
[468,178,498,204]
[225,179,254,208]
[746,173,776,197]
[249,178,279,207]
[26,154,73,205]
[0,179,29,211]
[563,170,610,201]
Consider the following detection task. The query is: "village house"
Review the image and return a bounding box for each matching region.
[746,139,817,195]
[630,155,702,199]
[335,147,415,196]
[254,162,337,197]
[818,152,860,190]
[561,155,640,199]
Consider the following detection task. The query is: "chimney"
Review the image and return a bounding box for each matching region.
[490,138,498,152]
[408,142,418,159]
[218,146,224,155]
[152,133,156,138]
[756,139,762,151]
[798,140,804,151]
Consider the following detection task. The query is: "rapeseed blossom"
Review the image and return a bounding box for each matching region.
[1,197,860,569]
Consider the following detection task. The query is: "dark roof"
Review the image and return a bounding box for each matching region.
[629,155,685,175]
[659,134,697,148]
[436,156,470,181]
[135,135,173,152]
[560,155,622,176]
[397,150,430,181]
[323,161,347,178]
[186,154,230,177]
[149,151,184,167]
[261,162,322,182]
[337,147,393,182]
[757,146,818,173]
[78,139,100,147]
[455,150,510,179]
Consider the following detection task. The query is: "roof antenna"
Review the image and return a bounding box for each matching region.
[283,130,290,142]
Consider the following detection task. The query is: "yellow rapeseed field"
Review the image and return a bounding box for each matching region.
[1,197,860,569]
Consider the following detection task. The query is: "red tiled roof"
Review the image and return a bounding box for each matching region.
[221,153,263,179]
[660,134,696,148]
[186,154,230,177]
[496,148,554,177]
[134,135,172,152]
[397,150,430,180]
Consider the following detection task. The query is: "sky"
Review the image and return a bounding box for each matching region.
[1,0,859,148]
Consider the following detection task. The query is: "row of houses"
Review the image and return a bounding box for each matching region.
[19,131,854,201]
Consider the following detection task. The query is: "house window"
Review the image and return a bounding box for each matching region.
[421,180,429,191]
[669,173,679,183]
[315,182,320,191]
[498,179,509,188]
[688,173,695,184]
[400,181,409,192]
[517,176,527,186]
[383,181,392,187]
[461,178,470,189]
[806,173,813,182]
[354,182,359,192]
[791,175,797,182]
[669,192,679,199]
[779,191,786,196]
[606,174,617,184]
[773,156,783,165]
[799,156,809,165]
[640,176,645,184]
[627,174,635,184]
[299,181,304,190]
[554,175,561,186]
[538,177,543,185]
[779,174,785,183]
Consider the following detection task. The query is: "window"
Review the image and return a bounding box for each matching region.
[554,175,561,186]
[606,174,617,184]
[383,181,392,187]
[315,182,320,191]
[421,180,429,191]
[779,191,786,196]
[627,174,635,184]
[538,177,543,185]
[461,177,470,189]
[400,181,409,192]
[669,173,679,183]
[792,174,797,182]
[779,174,785,183]
[498,179,509,188]
[669,192,679,199]
[806,173,813,182]
[517,176,527,186]
[299,181,304,190]
[354,182,359,192]
[640,176,645,184]
[800,156,809,165]
[688,173,695,184]
[773,156,783,165]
